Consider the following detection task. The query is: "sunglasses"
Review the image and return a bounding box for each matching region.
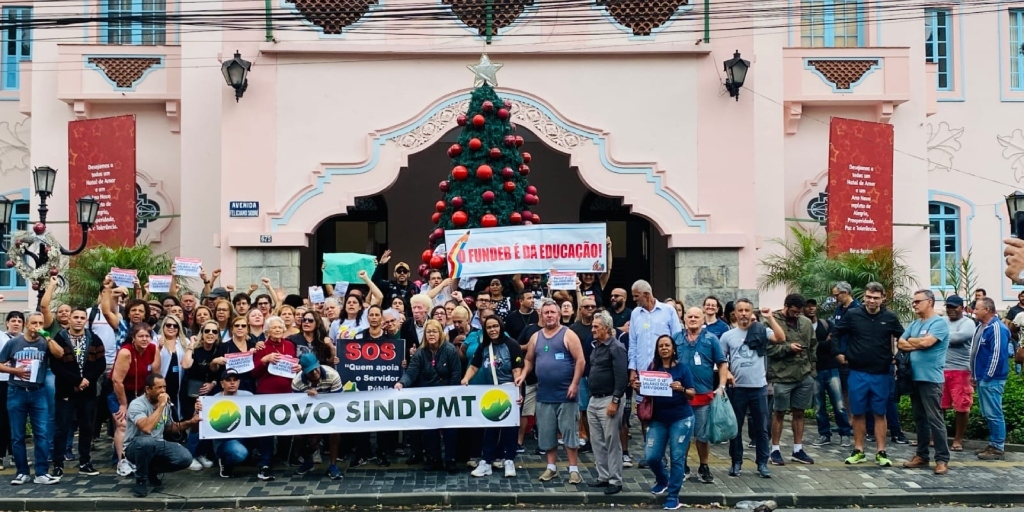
[165,324,179,330]
[582,305,596,310]
[203,329,219,334]
[395,268,409,274]
[233,324,247,329]
[301,318,316,323]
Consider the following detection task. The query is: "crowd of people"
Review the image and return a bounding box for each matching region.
[0,245,1013,509]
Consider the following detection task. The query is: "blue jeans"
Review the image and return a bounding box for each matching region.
[816,369,853,437]
[481,426,518,463]
[644,415,693,499]
[215,440,249,467]
[978,379,1007,450]
[44,370,56,455]
[728,386,770,466]
[8,385,50,476]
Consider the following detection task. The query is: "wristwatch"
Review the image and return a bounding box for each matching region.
[611,397,621,404]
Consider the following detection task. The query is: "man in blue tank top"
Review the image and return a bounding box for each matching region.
[518,298,586,485]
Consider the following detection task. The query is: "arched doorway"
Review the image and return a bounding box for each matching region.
[298,195,388,290]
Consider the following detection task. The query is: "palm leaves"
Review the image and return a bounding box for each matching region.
[57,245,191,308]
[758,227,918,322]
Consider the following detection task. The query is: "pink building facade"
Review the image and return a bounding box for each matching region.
[0,0,1011,309]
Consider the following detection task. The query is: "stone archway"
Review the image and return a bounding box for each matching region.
[266,88,709,247]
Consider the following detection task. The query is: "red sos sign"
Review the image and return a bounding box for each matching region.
[345,342,398,361]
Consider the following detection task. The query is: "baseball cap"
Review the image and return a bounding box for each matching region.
[220,368,240,380]
[395,262,411,272]
[208,287,230,300]
[299,352,320,374]
[945,295,965,307]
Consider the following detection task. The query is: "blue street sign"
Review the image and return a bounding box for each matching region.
[229,201,259,218]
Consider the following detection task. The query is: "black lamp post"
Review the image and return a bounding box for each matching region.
[221,51,251,102]
[0,166,100,308]
[723,50,751,101]
[1006,191,1024,238]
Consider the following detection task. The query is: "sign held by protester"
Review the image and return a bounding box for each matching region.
[639,371,673,397]
[199,385,520,439]
[109,268,136,288]
[173,257,202,278]
[338,339,405,391]
[148,275,172,293]
[224,352,255,374]
[547,270,577,291]
[322,253,376,283]
[444,224,607,279]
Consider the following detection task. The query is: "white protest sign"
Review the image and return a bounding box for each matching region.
[444,223,607,278]
[14,358,40,382]
[309,286,325,304]
[110,268,137,288]
[148,275,172,293]
[173,257,202,278]
[224,352,255,374]
[639,371,673,397]
[268,355,299,379]
[333,282,349,298]
[548,270,577,291]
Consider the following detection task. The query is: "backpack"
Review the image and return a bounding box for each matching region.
[895,350,913,397]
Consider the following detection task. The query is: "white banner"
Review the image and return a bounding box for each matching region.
[199,385,520,439]
[444,224,607,279]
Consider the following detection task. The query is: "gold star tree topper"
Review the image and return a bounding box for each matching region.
[468,54,503,87]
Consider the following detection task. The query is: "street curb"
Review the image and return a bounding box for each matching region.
[4,491,1024,510]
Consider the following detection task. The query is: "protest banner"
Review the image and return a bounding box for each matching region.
[639,371,673,397]
[332,282,349,298]
[199,384,520,439]
[173,257,202,278]
[548,270,577,291]
[148,275,171,293]
[224,352,255,374]
[338,339,406,391]
[308,286,325,304]
[444,224,607,279]
[268,355,299,379]
[110,268,137,288]
[322,253,376,283]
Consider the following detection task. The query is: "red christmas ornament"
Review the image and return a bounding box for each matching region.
[522,210,533,222]
[521,152,532,163]
[526,185,537,195]
[468,138,483,150]
[482,191,495,203]
[503,100,512,109]
[514,136,524,147]
[31,282,39,291]
[452,211,469,227]
[435,200,447,212]
[431,212,441,224]
[497,108,509,120]
[439,180,450,192]
[532,214,541,224]
[456,114,468,126]
[504,181,516,192]
[476,165,493,180]
[448,144,462,158]
[504,136,516,148]
[489,148,502,159]
[510,212,522,224]
[452,166,469,181]
[501,167,514,179]
[429,255,445,270]
[524,194,539,205]
[421,249,434,264]
[451,196,464,209]
[418,263,429,277]
[33,222,45,235]
[472,115,485,127]
[481,214,498,228]
[519,164,530,175]
[481,101,494,113]
[4,260,12,268]
[49,267,59,276]
[433,228,444,240]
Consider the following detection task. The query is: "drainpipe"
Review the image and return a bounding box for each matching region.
[703,0,710,43]
[265,0,275,42]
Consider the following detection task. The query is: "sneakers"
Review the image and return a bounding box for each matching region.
[78,463,99,476]
[503,460,516,477]
[812,435,832,446]
[663,497,683,510]
[295,460,314,476]
[327,464,342,480]
[579,438,587,447]
[840,436,853,448]
[219,459,234,479]
[568,470,583,484]
[638,459,649,469]
[10,474,29,485]
[891,434,909,445]
[538,468,558,481]
[65,452,77,461]
[350,457,369,468]
[684,465,691,480]
[378,456,391,467]
[845,450,867,464]
[791,449,814,464]
[728,462,741,477]
[466,458,479,468]
[257,466,275,481]
[52,466,64,478]
[189,459,203,471]
[131,479,148,497]
[770,450,785,466]
[34,474,61,485]
[470,463,492,477]
[865,434,876,443]
[622,454,633,468]
[116,458,136,477]
[698,463,714,483]
[651,483,669,495]
[876,451,892,467]
[516,444,525,454]
[756,463,771,478]
[195,455,213,468]
[312,451,323,464]
[978,447,1006,461]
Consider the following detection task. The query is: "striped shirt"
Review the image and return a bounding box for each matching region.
[291,365,343,393]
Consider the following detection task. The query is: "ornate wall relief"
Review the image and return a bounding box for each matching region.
[0,118,29,175]
[135,170,174,243]
[927,122,963,173]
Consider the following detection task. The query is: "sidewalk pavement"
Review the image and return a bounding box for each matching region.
[4,424,1024,510]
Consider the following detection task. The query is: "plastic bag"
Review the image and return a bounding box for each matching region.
[707,390,738,444]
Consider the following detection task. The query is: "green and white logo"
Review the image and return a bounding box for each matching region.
[480,389,512,422]
[208,400,242,434]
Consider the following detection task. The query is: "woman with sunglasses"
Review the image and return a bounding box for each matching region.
[182,320,227,470]
[156,316,189,424]
[223,318,259,393]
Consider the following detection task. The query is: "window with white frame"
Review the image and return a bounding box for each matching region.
[929,201,959,288]
[2,7,31,91]
[800,0,863,48]
[0,201,29,289]
[103,0,166,45]
[925,9,952,91]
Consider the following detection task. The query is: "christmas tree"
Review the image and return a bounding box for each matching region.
[418,55,541,277]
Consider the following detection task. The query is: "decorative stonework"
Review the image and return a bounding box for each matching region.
[443,0,533,35]
[285,0,379,34]
[806,59,879,90]
[391,100,469,149]
[135,170,174,244]
[927,122,963,173]
[86,57,162,89]
[998,129,1024,183]
[0,118,29,175]
[510,102,583,149]
[595,0,688,36]
[806,191,827,224]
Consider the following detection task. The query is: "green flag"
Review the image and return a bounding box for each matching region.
[322,253,377,283]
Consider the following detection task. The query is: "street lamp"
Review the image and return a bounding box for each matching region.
[1006,191,1024,238]
[221,51,251,102]
[0,166,100,306]
[723,50,751,101]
